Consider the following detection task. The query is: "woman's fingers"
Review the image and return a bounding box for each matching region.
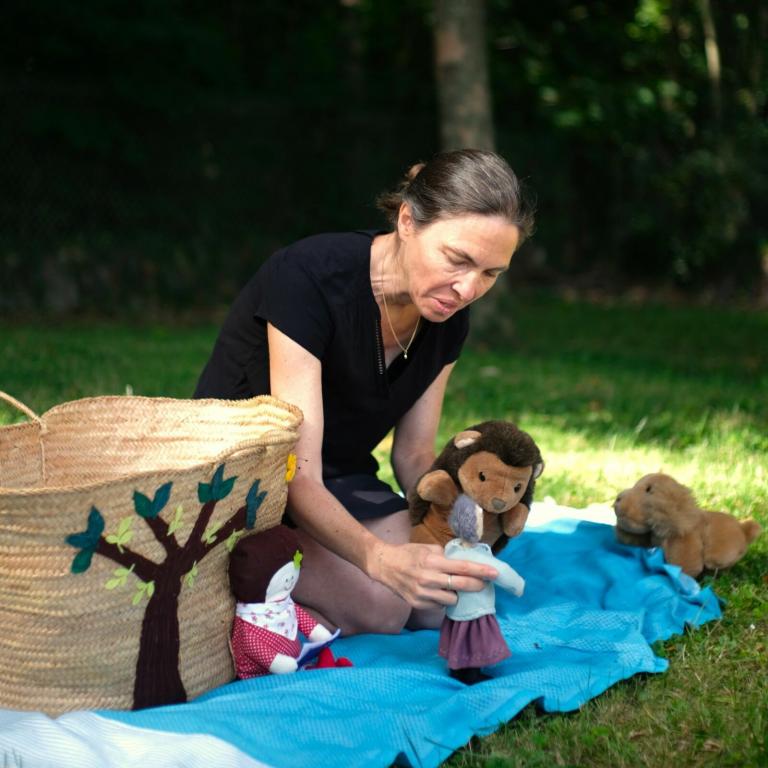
[374,542,497,609]
[426,551,497,594]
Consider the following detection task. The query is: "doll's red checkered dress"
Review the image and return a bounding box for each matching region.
[231,604,319,679]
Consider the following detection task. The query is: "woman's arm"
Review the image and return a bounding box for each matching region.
[391,362,455,494]
[268,325,496,608]
[267,323,378,573]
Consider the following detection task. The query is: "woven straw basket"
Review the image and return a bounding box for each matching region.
[0,391,302,715]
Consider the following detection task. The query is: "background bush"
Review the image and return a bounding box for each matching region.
[1,0,766,314]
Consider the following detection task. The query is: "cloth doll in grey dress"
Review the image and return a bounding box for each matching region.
[439,493,525,684]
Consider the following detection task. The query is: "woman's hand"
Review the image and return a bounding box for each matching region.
[367,540,498,610]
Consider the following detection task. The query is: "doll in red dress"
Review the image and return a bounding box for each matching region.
[228,525,346,678]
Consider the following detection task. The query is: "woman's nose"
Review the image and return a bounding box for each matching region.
[453,273,478,302]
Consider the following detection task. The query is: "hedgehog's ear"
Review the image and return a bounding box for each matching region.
[453,430,482,449]
[532,461,544,479]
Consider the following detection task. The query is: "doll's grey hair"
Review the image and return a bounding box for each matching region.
[449,493,482,543]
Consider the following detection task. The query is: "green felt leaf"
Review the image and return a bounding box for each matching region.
[132,580,154,605]
[106,516,134,553]
[210,464,225,491]
[133,490,154,518]
[218,474,236,500]
[152,482,173,516]
[199,464,238,503]
[168,504,184,535]
[225,529,245,552]
[198,481,212,504]
[66,507,105,550]
[87,507,105,539]
[117,516,133,536]
[202,521,223,545]
[71,547,95,574]
[185,561,199,588]
[105,563,135,590]
[66,531,92,549]
[246,480,267,529]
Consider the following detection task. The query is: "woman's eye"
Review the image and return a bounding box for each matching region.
[479,471,486,482]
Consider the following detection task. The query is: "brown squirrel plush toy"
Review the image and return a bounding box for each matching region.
[613,472,762,578]
[409,421,544,553]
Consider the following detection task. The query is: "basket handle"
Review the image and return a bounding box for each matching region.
[0,391,45,430]
[0,391,48,483]
[211,430,297,465]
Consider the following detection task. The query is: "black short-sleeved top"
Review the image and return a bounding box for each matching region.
[195,230,469,480]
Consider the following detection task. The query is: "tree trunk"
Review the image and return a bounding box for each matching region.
[132,577,186,709]
[697,0,722,125]
[434,0,495,151]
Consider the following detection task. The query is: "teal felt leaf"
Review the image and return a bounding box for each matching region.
[87,506,105,539]
[210,464,225,496]
[206,463,237,502]
[71,547,95,574]
[200,464,238,503]
[218,474,236,500]
[198,481,212,504]
[66,531,92,548]
[133,490,154,519]
[152,482,173,516]
[245,480,267,529]
[66,506,105,549]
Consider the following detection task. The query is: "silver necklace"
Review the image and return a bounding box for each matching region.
[380,259,420,360]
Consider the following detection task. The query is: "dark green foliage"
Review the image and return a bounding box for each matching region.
[0,0,435,313]
[490,0,768,289]
[0,0,766,312]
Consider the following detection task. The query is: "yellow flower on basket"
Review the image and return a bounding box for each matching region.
[285,453,297,483]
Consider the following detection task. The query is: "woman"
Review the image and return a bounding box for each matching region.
[195,149,534,636]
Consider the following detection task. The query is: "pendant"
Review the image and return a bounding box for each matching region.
[403,351,408,360]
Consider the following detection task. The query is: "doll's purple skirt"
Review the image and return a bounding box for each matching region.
[438,614,511,670]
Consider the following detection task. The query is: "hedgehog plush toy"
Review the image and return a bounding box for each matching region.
[409,421,544,554]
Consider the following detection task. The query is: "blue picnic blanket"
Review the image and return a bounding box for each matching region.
[0,516,721,768]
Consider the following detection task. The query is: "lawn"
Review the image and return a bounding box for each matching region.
[1,292,766,767]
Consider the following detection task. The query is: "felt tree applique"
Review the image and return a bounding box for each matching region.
[65,463,267,710]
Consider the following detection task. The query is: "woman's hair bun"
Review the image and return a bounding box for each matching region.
[406,162,426,183]
[376,149,535,242]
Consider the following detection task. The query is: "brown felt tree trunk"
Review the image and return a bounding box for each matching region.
[132,576,186,709]
[434,0,495,151]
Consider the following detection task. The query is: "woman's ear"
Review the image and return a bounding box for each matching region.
[397,203,415,239]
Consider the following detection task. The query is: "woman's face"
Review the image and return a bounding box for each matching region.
[398,206,520,322]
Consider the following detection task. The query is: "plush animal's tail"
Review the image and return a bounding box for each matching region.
[741,519,762,544]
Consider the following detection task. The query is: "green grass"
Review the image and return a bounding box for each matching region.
[1,292,766,767]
